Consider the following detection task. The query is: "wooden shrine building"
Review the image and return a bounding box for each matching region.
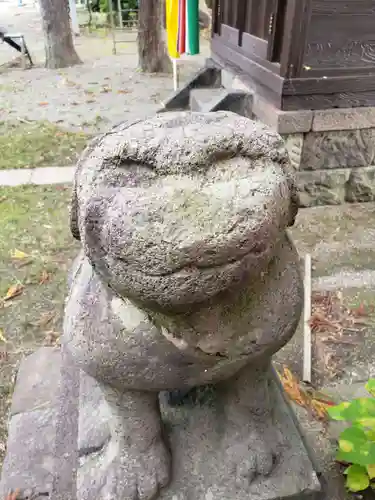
[211,0,375,110]
[205,0,375,207]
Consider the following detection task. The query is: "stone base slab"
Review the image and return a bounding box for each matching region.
[221,67,375,134]
[0,347,322,500]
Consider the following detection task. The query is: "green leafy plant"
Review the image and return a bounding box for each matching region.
[328,379,375,492]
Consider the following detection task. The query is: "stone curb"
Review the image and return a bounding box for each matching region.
[0,166,74,187]
[313,270,375,290]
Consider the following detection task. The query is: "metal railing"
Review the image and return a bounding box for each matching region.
[108,5,139,54]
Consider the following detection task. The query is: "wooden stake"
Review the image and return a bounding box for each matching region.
[21,36,26,70]
[172,58,178,91]
[303,254,312,383]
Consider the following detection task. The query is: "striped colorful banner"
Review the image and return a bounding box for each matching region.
[186,0,199,55]
[166,0,180,59]
[177,0,186,54]
[166,0,200,59]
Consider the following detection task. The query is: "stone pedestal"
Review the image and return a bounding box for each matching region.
[0,347,322,500]
[221,68,375,207]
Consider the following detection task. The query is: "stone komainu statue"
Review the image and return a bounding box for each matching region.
[64,111,303,500]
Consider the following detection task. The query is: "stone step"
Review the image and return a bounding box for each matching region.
[158,63,221,113]
[189,87,253,116]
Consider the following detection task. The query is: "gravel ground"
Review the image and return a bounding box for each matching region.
[0,1,209,134]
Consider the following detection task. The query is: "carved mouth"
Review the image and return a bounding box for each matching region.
[117,240,268,278]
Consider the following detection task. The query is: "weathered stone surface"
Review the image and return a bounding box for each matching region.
[78,371,110,455]
[64,232,303,391]
[78,367,321,500]
[10,346,61,416]
[297,169,349,208]
[296,166,375,207]
[301,129,375,170]
[58,112,316,500]
[283,133,303,170]
[252,95,313,134]
[221,72,313,133]
[1,349,321,500]
[312,107,375,132]
[72,111,298,309]
[0,408,57,496]
[345,167,375,203]
[52,345,80,500]
[0,347,61,498]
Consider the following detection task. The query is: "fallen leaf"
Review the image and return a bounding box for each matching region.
[0,329,7,343]
[45,330,60,346]
[38,102,49,106]
[278,366,333,422]
[10,249,29,260]
[85,99,96,104]
[307,389,336,407]
[351,303,373,317]
[30,311,56,328]
[39,270,50,285]
[309,311,340,332]
[310,399,331,421]
[0,350,9,362]
[3,283,24,301]
[117,89,132,94]
[279,367,310,407]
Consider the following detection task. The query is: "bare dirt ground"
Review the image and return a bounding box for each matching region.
[0,2,209,136]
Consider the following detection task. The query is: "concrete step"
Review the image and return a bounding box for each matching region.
[189,87,253,116]
[158,63,221,113]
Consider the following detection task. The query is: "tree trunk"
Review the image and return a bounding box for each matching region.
[39,0,82,69]
[138,0,171,73]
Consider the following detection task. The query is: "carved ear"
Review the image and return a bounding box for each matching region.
[70,183,80,241]
[68,122,141,242]
[69,133,105,241]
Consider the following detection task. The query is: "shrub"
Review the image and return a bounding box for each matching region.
[328,379,375,492]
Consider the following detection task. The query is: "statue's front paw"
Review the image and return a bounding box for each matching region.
[98,438,171,500]
[226,429,281,488]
